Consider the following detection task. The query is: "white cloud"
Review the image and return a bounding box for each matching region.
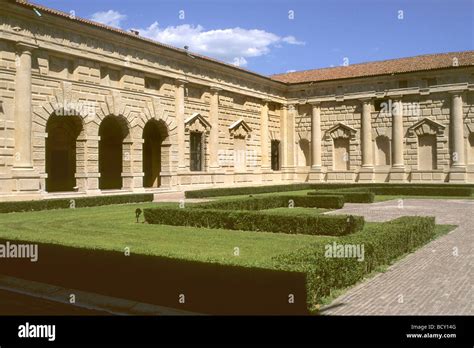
[282,36,305,45]
[134,22,305,66]
[90,10,127,28]
[286,69,296,73]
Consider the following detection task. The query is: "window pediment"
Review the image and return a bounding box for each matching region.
[408,117,445,136]
[327,123,357,139]
[229,119,252,139]
[185,113,211,133]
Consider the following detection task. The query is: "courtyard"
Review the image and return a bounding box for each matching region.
[0,185,471,315]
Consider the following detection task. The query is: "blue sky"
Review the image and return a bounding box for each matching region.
[34,0,473,76]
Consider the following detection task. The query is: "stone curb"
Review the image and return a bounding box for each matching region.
[0,274,199,316]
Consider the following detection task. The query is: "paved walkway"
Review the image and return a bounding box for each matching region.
[322,199,474,315]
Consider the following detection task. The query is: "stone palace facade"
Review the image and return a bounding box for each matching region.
[1,0,474,199]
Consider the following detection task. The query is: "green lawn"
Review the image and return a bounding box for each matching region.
[0,202,336,269]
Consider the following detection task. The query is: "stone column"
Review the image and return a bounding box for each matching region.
[280,105,289,169]
[391,98,404,168]
[12,42,41,194]
[209,86,221,170]
[260,99,270,170]
[13,42,36,169]
[449,91,466,182]
[310,102,322,169]
[361,98,374,168]
[175,79,187,172]
[287,104,295,168]
[451,92,465,167]
[390,97,406,182]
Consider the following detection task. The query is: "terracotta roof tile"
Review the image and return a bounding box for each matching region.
[270,51,474,84]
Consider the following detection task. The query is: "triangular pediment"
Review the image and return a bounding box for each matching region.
[184,113,211,132]
[229,119,252,138]
[327,123,357,139]
[408,117,445,136]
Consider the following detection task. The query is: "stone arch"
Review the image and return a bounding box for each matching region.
[45,113,83,192]
[98,115,130,189]
[32,82,90,190]
[137,97,177,139]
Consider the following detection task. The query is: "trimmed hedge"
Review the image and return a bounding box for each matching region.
[308,191,375,203]
[185,183,474,198]
[191,195,345,210]
[0,194,154,213]
[184,184,314,198]
[273,216,436,312]
[144,207,364,236]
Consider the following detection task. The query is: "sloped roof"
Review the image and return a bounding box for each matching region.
[271,51,474,84]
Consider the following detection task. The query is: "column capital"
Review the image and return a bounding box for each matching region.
[15,42,38,53]
[359,97,373,104]
[389,94,403,101]
[448,90,465,97]
[261,98,272,104]
[175,78,188,86]
[210,85,222,93]
[308,100,321,106]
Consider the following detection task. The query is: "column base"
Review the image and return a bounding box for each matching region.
[358,167,374,182]
[448,166,467,183]
[11,167,41,193]
[308,166,324,182]
[389,166,407,183]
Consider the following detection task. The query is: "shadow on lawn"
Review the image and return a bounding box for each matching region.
[0,238,308,315]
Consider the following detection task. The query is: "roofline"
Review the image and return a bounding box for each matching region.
[12,0,287,86]
[282,64,474,86]
[8,1,473,87]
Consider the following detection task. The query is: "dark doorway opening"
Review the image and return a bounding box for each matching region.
[45,115,82,192]
[99,116,127,189]
[143,120,168,188]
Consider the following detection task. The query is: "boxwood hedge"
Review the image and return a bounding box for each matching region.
[191,195,345,210]
[308,191,375,203]
[273,216,436,312]
[0,193,154,213]
[144,206,364,236]
[185,183,473,198]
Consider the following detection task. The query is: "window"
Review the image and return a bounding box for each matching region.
[108,68,121,84]
[145,77,160,91]
[271,140,280,171]
[398,80,408,88]
[423,77,437,87]
[374,99,387,112]
[100,67,108,81]
[190,132,203,171]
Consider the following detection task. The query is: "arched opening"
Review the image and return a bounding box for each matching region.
[334,137,350,170]
[468,133,474,164]
[298,139,311,166]
[375,135,391,166]
[99,116,128,189]
[143,119,168,187]
[418,134,437,170]
[45,114,82,192]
